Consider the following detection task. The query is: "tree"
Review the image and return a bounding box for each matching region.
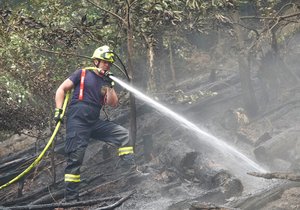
[0,0,118,133]
[209,0,300,115]
[2,0,300,137]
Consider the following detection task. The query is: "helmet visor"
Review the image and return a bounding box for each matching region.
[101,52,115,63]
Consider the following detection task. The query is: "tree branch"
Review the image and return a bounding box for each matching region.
[280,11,300,19]
[247,172,300,182]
[40,47,127,78]
[129,0,138,8]
[240,16,274,20]
[4,193,134,210]
[125,0,131,28]
[95,191,135,210]
[241,12,300,21]
[233,22,259,38]
[275,3,295,17]
[39,48,90,59]
[86,0,126,25]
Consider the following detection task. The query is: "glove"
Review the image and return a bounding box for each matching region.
[103,71,115,88]
[53,108,63,125]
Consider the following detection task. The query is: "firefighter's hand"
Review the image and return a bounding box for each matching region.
[103,72,115,88]
[53,108,63,125]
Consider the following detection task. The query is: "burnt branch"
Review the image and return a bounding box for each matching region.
[95,191,135,210]
[4,192,134,210]
[247,172,300,182]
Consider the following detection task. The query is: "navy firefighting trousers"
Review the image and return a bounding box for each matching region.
[64,102,129,201]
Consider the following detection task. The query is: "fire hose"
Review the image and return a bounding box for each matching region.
[0,91,70,190]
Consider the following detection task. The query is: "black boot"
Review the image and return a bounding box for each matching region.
[118,154,136,173]
[65,182,80,202]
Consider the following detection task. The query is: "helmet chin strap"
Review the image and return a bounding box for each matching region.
[94,60,100,67]
[93,60,102,75]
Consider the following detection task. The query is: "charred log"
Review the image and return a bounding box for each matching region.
[194,159,243,198]
[253,126,300,170]
[228,182,300,210]
[159,140,199,178]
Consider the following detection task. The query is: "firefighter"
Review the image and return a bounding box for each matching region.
[54,45,135,202]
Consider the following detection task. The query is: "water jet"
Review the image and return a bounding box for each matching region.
[111,76,267,173]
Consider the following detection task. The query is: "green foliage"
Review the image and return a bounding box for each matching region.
[0,0,297,133]
[0,75,29,104]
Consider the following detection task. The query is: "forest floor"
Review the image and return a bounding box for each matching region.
[0,63,300,210]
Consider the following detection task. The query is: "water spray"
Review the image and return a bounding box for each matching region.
[110,75,267,173]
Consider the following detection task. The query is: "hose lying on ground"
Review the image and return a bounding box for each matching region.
[0,92,70,190]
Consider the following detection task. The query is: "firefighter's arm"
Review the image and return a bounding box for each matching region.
[55,78,74,109]
[104,87,118,107]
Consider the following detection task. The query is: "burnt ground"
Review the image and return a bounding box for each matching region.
[1,60,300,210]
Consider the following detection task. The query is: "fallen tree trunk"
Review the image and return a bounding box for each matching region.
[253,127,300,164]
[158,140,243,198]
[228,182,300,210]
[247,171,300,181]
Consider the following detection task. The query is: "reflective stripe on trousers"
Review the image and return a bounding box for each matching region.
[118,146,134,156]
[65,174,81,182]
